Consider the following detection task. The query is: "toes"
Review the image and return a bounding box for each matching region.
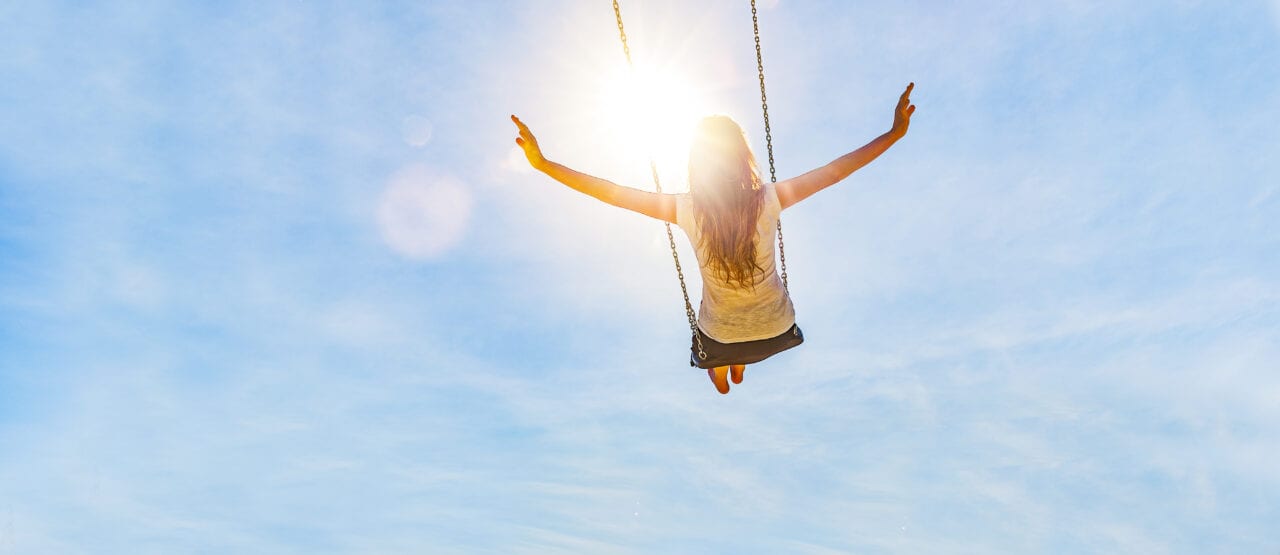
[708,368,730,394]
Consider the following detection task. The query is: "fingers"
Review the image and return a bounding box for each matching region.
[510,114,535,143]
[510,114,530,133]
[898,82,914,107]
[907,104,916,116]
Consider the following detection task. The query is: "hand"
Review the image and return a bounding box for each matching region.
[511,115,547,170]
[890,82,916,140]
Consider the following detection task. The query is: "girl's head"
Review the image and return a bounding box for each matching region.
[688,115,760,196]
[687,115,766,289]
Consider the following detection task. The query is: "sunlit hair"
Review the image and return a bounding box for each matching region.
[687,115,765,290]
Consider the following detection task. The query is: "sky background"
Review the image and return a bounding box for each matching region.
[2,1,1279,553]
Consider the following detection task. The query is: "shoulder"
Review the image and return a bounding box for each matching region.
[674,193,696,231]
[763,181,782,214]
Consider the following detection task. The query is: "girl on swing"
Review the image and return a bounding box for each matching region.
[511,83,915,394]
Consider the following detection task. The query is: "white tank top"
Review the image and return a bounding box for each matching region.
[674,182,797,343]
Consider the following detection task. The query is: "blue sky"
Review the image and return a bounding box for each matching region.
[2,1,1278,553]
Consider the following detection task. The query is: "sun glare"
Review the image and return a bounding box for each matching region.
[595,64,712,192]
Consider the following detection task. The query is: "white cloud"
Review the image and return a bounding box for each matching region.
[107,258,168,311]
[501,144,535,175]
[318,299,409,347]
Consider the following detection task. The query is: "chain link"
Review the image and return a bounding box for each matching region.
[612,0,706,360]
[612,0,632,64]
[751,0,789,293]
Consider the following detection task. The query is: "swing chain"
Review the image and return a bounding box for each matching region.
[613,0,707,360]
[612,0,632,65]
[751,0,789,293]
[751,0,776,185]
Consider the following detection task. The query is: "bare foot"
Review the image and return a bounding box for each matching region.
[730,364,746,384]
[708,367,730,394]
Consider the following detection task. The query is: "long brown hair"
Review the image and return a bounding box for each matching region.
[688,115,766,290]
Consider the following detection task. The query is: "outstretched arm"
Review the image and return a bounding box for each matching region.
[775,83,916,210]
[511,115,676,224]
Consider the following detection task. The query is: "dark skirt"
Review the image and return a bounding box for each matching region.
[689,323,804,369]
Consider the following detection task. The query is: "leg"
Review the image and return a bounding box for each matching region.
[730,364,746,384]
[708,366,730,394]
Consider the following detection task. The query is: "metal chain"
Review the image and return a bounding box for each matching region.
[612,0,631,64]
[751,0,789,293]
[612,0,706,360]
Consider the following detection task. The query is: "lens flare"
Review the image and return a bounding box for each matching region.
[401,115,433,147]
[376,165,471,260]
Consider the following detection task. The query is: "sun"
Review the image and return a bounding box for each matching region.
[595,63,712,192]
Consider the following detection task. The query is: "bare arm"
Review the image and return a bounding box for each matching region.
[511,115,676,223]
[776,83,916,210]
[536,160,676,223]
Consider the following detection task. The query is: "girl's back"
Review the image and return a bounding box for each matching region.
[675,181,794,343]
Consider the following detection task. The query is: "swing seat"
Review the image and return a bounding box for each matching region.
[689,324,804,369]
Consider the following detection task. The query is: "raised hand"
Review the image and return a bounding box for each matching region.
[511,115,547,170]
[891,82,916,140]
